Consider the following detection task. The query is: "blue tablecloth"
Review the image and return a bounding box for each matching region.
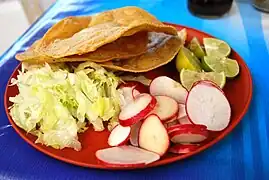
[1,0,269,179]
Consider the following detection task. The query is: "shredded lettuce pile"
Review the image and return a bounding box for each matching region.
[9,62,121,151]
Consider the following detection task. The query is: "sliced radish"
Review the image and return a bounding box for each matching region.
[119,81,148,93]
[150,96,179,122]
[178,104,187,119]
[132,88,140,99]
[167,124,207,135]
[170,131,208,144]
[96,145,160,167]
[149,76,188,104]
[169,124,209,143]
[130,121,143,146]
[118,87,134,108]
[186,80,231,131]
[108,124,131,146]
[119,93,157,127]
[118,87,140,107]
[169,144,199,154]
[178,116,192,125]
[165,114,178,123]
[164,119,178,129]
[139,114,170,156]
[118,81,147,108]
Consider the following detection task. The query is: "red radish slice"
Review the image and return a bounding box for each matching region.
[118,87,136,108]
[132,88,140,99]
[119,81,148,93]
[119,93,157,127]
[139,114,170,156]
[167,124,207,134]
[130,121,143,146]
[178,116,192,125]
[169,144,199,154]
[178,104,187,119]
[150,96,179,122]
[167,124,207,131]
[149,76,188,104]
[96,145,160,167]
[186,80,231,131]
[164,119,178,129]
[169,125,209,143]
[118,81,147,108]
[108,124,131,146]
[170,131,208,143]
[165,114,178,123]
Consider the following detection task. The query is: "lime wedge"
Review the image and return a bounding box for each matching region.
[180,68,226,90]
[176,47,202,72]
[188,37,205,59]
[202,56,240,78]
[203,38,231,57]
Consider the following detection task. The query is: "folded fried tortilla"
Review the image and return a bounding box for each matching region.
[99,32,183,72]
[15,6,177,63]
[15,16,93,62]
[16,31,148,63]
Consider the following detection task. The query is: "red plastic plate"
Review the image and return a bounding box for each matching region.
[4,23,252,170]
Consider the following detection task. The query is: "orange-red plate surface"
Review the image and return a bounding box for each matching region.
[4,23,252,170]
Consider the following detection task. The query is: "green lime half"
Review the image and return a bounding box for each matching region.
[180,68,226,90]
[176,47,202,72]
[202,56,240,78]
[203,38,231,57]
[188,37,205,59]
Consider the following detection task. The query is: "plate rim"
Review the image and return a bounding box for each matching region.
[4,22,253,170]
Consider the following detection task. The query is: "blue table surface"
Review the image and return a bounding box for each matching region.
[1,0,269,179]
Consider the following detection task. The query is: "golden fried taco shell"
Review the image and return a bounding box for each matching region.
[16,6,177,62]
[16,31,148,63]
[99,33,182,73]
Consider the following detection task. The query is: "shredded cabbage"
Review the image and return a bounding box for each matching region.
[9,62,121,151]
